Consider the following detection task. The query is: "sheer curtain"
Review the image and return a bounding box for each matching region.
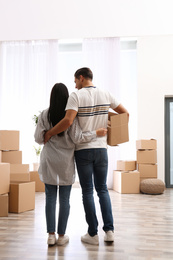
[82,38,121,188]
[0,40,59,167]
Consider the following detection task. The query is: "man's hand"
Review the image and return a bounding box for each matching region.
[96,128,108,137]
[44,130,52,144]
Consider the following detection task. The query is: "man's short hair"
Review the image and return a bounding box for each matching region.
[74,67,93,80]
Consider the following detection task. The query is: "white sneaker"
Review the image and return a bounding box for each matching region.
[81,233,99,245]
[104,230,114,242]
[47,234,56,246]
[57,235,69,246]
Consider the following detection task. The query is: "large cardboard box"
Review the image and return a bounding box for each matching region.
[10,173,30,182]
[136,139,157,150]
[138,164,157,178]
[137,150,157,164]
[9,182,35,213]
[10,164,29,174]
[0,163,10,195]
[113,170,140,194]
[117,160,136,171]
[0,194,8,217]
[2,151,22,164]
[0,130,19,151]
[107,112,129,146]
[30,171,45,192]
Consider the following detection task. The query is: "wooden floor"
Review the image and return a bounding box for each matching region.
[0,187,173,260]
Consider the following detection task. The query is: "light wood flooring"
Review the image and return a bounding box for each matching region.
[0,187,173,260]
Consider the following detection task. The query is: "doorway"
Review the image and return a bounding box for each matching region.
[165,97,173,188]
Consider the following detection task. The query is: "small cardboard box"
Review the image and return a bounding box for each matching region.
[30,171,45,192]
[0,163,10,195]
[137,150,157,164]
[117,160,136,171]
[0,130,19,151]
[0,194,8,217]
[10,164,29,174]
[138,164,157,178]
[2,151,22,164]
[107,112,129,146]
[10,173,30,182]
[9,182,35,213]
[113,170,140,194]
[136,139,157,150]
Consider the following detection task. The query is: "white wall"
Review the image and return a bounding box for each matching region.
[1,0,173,41]
[137,35,173,181]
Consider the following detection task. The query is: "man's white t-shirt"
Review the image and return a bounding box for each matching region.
[66,86,120,150]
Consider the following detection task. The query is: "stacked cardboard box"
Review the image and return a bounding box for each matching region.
[136,139,157,181]
[0,130,35,214]
[113,160,140,194]
[30,171,45,192]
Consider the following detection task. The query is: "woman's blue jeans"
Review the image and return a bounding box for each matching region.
[75,148,114,236]
[45,184,72,234]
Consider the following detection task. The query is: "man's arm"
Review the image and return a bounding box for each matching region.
[44,109,77,143]
[113,104,129,120]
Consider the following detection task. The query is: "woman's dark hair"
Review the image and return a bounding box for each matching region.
[48,83,69,136]
[74,67,93,80]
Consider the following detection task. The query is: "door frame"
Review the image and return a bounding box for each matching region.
[165,97,173,188]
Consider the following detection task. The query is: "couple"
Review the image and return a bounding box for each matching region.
[34,67,129,247]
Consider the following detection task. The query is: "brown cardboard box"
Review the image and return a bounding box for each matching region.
[138,164,157,178]
[30,171,45,192]
[0,130,19,151]
[136,139,157,150]
[9,182,35,213]
[107,112,129,146]
[113,170,140,194]
[117,160,136,171]
[2,151,22,164]
[0,194,8,217]
[10,173,30,182]
[10,164,29,174]
[0,163,10,195]
[137,150,157,164]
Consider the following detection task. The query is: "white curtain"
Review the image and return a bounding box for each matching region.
[0,40,59,167]
[82,38,121,189]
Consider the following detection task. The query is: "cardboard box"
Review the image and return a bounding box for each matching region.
[136,139,157,150]
[9,182,35,213]
[117,160,136,171]
[107,112,129,146]
[10,173,30,182]
[2,151,22,164]
[138,164,157,178]
[137,150,157,164]
[0,194,8,217]
[0,130,19,151]
[10,164,29,174]
[113,170,140,194]
[30,171,45,192]
[0,163,10,195]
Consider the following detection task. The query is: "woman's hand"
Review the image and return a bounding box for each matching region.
[96,128,108,137]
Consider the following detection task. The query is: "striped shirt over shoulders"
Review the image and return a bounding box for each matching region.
[65,86,120,150]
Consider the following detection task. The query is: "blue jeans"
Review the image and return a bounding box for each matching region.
[45,184,72,234]
[75,148,114,236]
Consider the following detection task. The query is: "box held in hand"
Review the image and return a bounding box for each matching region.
[107,112,129,146]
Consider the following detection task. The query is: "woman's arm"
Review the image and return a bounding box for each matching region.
[34,113,46,145]
[68,118,107,144]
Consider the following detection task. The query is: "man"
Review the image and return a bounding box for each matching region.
[44,67,129,245]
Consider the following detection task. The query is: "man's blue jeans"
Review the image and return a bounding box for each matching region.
[75,148,114,236]
[45,184,72,234]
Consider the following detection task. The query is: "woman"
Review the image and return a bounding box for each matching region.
[34,83,106,246]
